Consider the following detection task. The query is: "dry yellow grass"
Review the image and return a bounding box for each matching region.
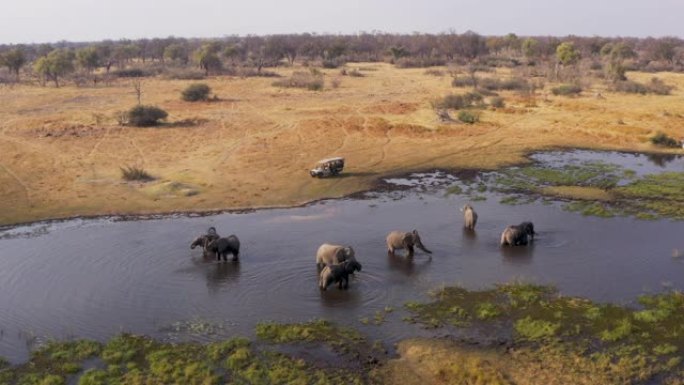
[1,63,683,225]
[379,338,670,385]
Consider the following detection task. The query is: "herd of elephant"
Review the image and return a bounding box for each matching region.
[190,204,536,291]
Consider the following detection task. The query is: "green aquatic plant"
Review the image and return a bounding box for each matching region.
[255,319,364,349]
[475,302,502,320]
[488,159,684,220]
[599,318,633,342]
[514,317,560,340]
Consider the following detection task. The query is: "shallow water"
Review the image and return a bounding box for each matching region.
[0,150,683,362]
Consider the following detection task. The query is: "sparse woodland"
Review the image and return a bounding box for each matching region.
[0,33,682,89]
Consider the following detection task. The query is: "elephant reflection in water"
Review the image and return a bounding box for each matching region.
[205,260,241,294]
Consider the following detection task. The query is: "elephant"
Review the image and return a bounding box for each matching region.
[190,227,221,257]
[319,260,363,291]
[500,222,535,246]
[386,230,432,258]
[207,235,241,262]
[315,243,356,269]
[461,204,478,230]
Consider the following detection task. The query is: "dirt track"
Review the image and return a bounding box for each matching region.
[0,63,682,225]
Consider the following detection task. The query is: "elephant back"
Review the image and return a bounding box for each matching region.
[386,231,409,248]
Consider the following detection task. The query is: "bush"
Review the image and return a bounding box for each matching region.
[646,77,674,95]
[458,110,480,124]
[479,77,529,91]
[613,80,648,94]
[490,96,505,108]
[452,76,476,87]
[181,83,211,102]
[272,71,324,91]
[614,78,673,95]
[551,84,582,96]
[394,57,446,68]
[120,165,153,181]
[112,68,148,78]
[126,105,168,127]
[650,132,680,148]
[433,92,484,110]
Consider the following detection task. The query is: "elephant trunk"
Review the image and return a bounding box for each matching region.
[417,242,432,254]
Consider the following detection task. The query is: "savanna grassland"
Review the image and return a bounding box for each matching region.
[0,63,683,225]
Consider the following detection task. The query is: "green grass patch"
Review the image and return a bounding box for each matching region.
[515,317,560,340]
[255,319,364,349]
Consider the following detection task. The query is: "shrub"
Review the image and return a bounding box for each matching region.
[458,110,480,124]
[614,78,673,95]
[120,165,153,181]
[452,76,476,87]
[112,68,147,78]
[126,105,168,127]
[551,84,582,96]
[479,77,529,91]
[181,83,211,102]
[433,92,484,110]
[394,57,446,68]
[650,132,680,148]
[646,77,674,95]
[272,71,324,91]
[490,96,505,108]
[322,59,343,68]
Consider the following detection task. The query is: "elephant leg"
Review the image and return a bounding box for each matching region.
[343,276,349,289]
[232,251,239,261]
[337,279,344,290]
[387,247,395,257]
[407,245,415,258]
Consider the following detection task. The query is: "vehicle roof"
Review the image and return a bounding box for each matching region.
[316,157,344,164]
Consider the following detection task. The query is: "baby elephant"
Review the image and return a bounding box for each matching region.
[500,222,535,246]
[315,243,356,269]
[386,230,432,258]
[319,260,363,291]
[207,235,241,261]
[461,204,478,230]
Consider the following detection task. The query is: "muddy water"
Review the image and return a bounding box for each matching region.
[1,151,683,362]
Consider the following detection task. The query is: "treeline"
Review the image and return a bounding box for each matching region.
[0,32,682,86]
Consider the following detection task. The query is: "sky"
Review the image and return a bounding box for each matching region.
[1,0,683,44]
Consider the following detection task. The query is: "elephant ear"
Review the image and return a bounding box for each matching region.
[344,246,355,259]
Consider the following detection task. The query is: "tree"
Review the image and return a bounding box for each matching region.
[648,37,679,64]
[195,45,222,75]
[454,32,488,59]
[76,46,100,72]
[164,43,189,65]
[1,48,26,79]
[34,49,75,87]
[522,38,539,61]
[556,42,581,66]
[388,46,409,60]
[602,42,636,82]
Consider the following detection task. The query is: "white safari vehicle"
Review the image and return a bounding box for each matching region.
[310,157,345,178]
